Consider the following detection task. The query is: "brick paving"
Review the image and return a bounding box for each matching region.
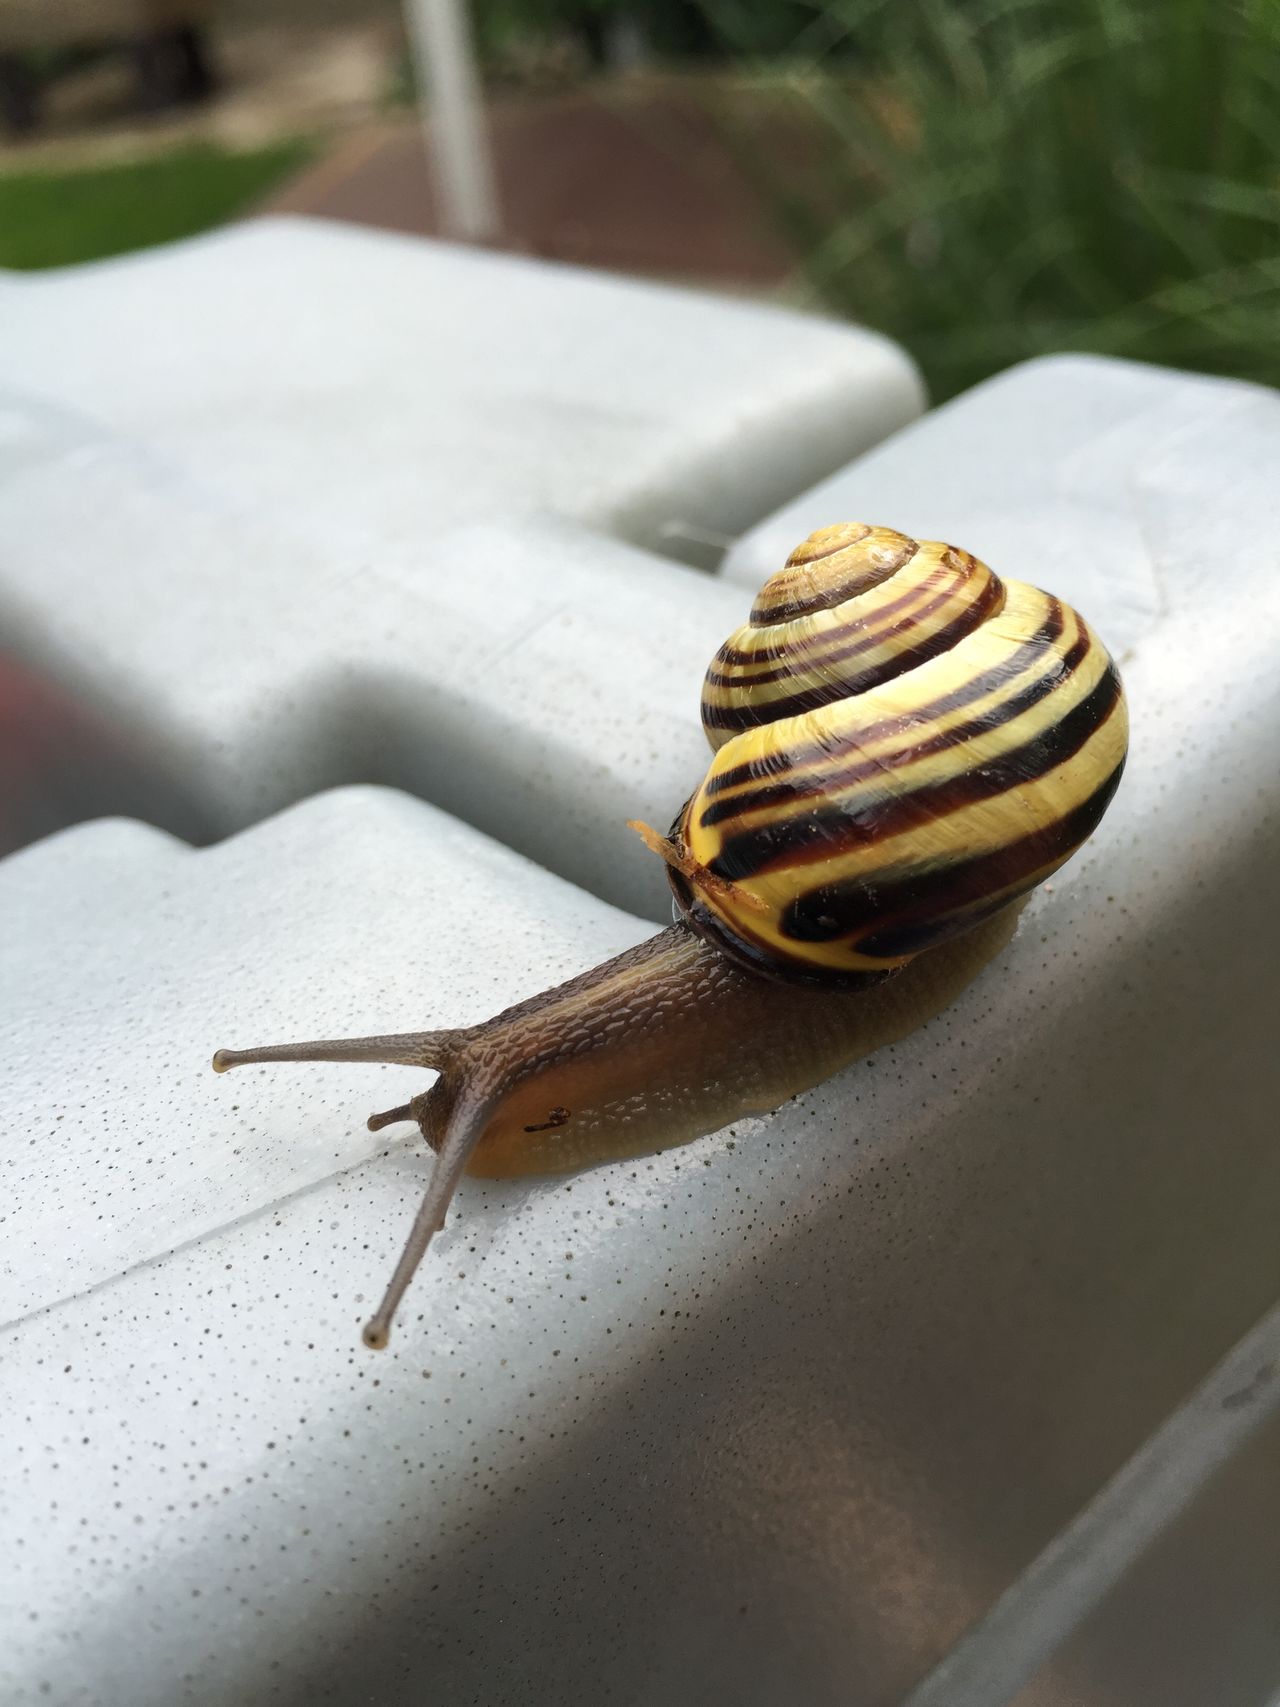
[262,83,799,288]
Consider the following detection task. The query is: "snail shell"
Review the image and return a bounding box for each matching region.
[670,523,1128,983]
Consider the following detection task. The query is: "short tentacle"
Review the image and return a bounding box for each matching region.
[367,1100,416,1132]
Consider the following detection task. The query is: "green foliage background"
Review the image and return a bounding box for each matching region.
[475,0,1280,401]
[729,0,1280,398]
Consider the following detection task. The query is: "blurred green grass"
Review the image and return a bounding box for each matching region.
[0,139,312,271]
[717,0,1280,399]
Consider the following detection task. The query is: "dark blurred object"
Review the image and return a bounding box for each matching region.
[465,0,835,78]
[0,655,212,858]
[131,19,216,112]
[0,0,218,136]
[0,47,36,131]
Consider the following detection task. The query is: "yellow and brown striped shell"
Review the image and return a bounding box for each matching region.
[667,523,1129,984]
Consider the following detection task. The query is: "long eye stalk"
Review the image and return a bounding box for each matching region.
[359,1088,494,1349]
[212,1031,457,1073]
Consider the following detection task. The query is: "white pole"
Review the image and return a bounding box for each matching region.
[403,0,501,243]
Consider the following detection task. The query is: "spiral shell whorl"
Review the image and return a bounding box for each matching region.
[702,524,1006,747]
[673,525,1129,983]
[749,522,916,623]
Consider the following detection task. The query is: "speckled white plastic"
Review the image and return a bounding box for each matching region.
[0,790,651,1323]
[723,352,1261,661]
[1,328,1279,1706]
[1013,1399,1280,1707]
[0,427,742,917]
[0,217,922,563]
[0,217,922,909]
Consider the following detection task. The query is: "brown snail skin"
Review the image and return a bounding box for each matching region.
[212,523,1128,1349]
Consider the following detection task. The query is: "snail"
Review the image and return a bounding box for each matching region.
[212,523,1128,1349]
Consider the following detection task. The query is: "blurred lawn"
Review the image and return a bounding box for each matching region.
[0,139,312,271]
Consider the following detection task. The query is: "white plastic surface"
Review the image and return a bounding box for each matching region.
[1016,1400,1280,1707]
[0,426,741,916]
[724,353,1269,660]
[0,790,649,1321]
[0,217,923,562]
[1,236,1279,1707]
[0,218,924,912]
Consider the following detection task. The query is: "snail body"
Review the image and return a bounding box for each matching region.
[213,524,1128,1348]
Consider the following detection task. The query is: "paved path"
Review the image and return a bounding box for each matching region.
[263,84,799,287]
